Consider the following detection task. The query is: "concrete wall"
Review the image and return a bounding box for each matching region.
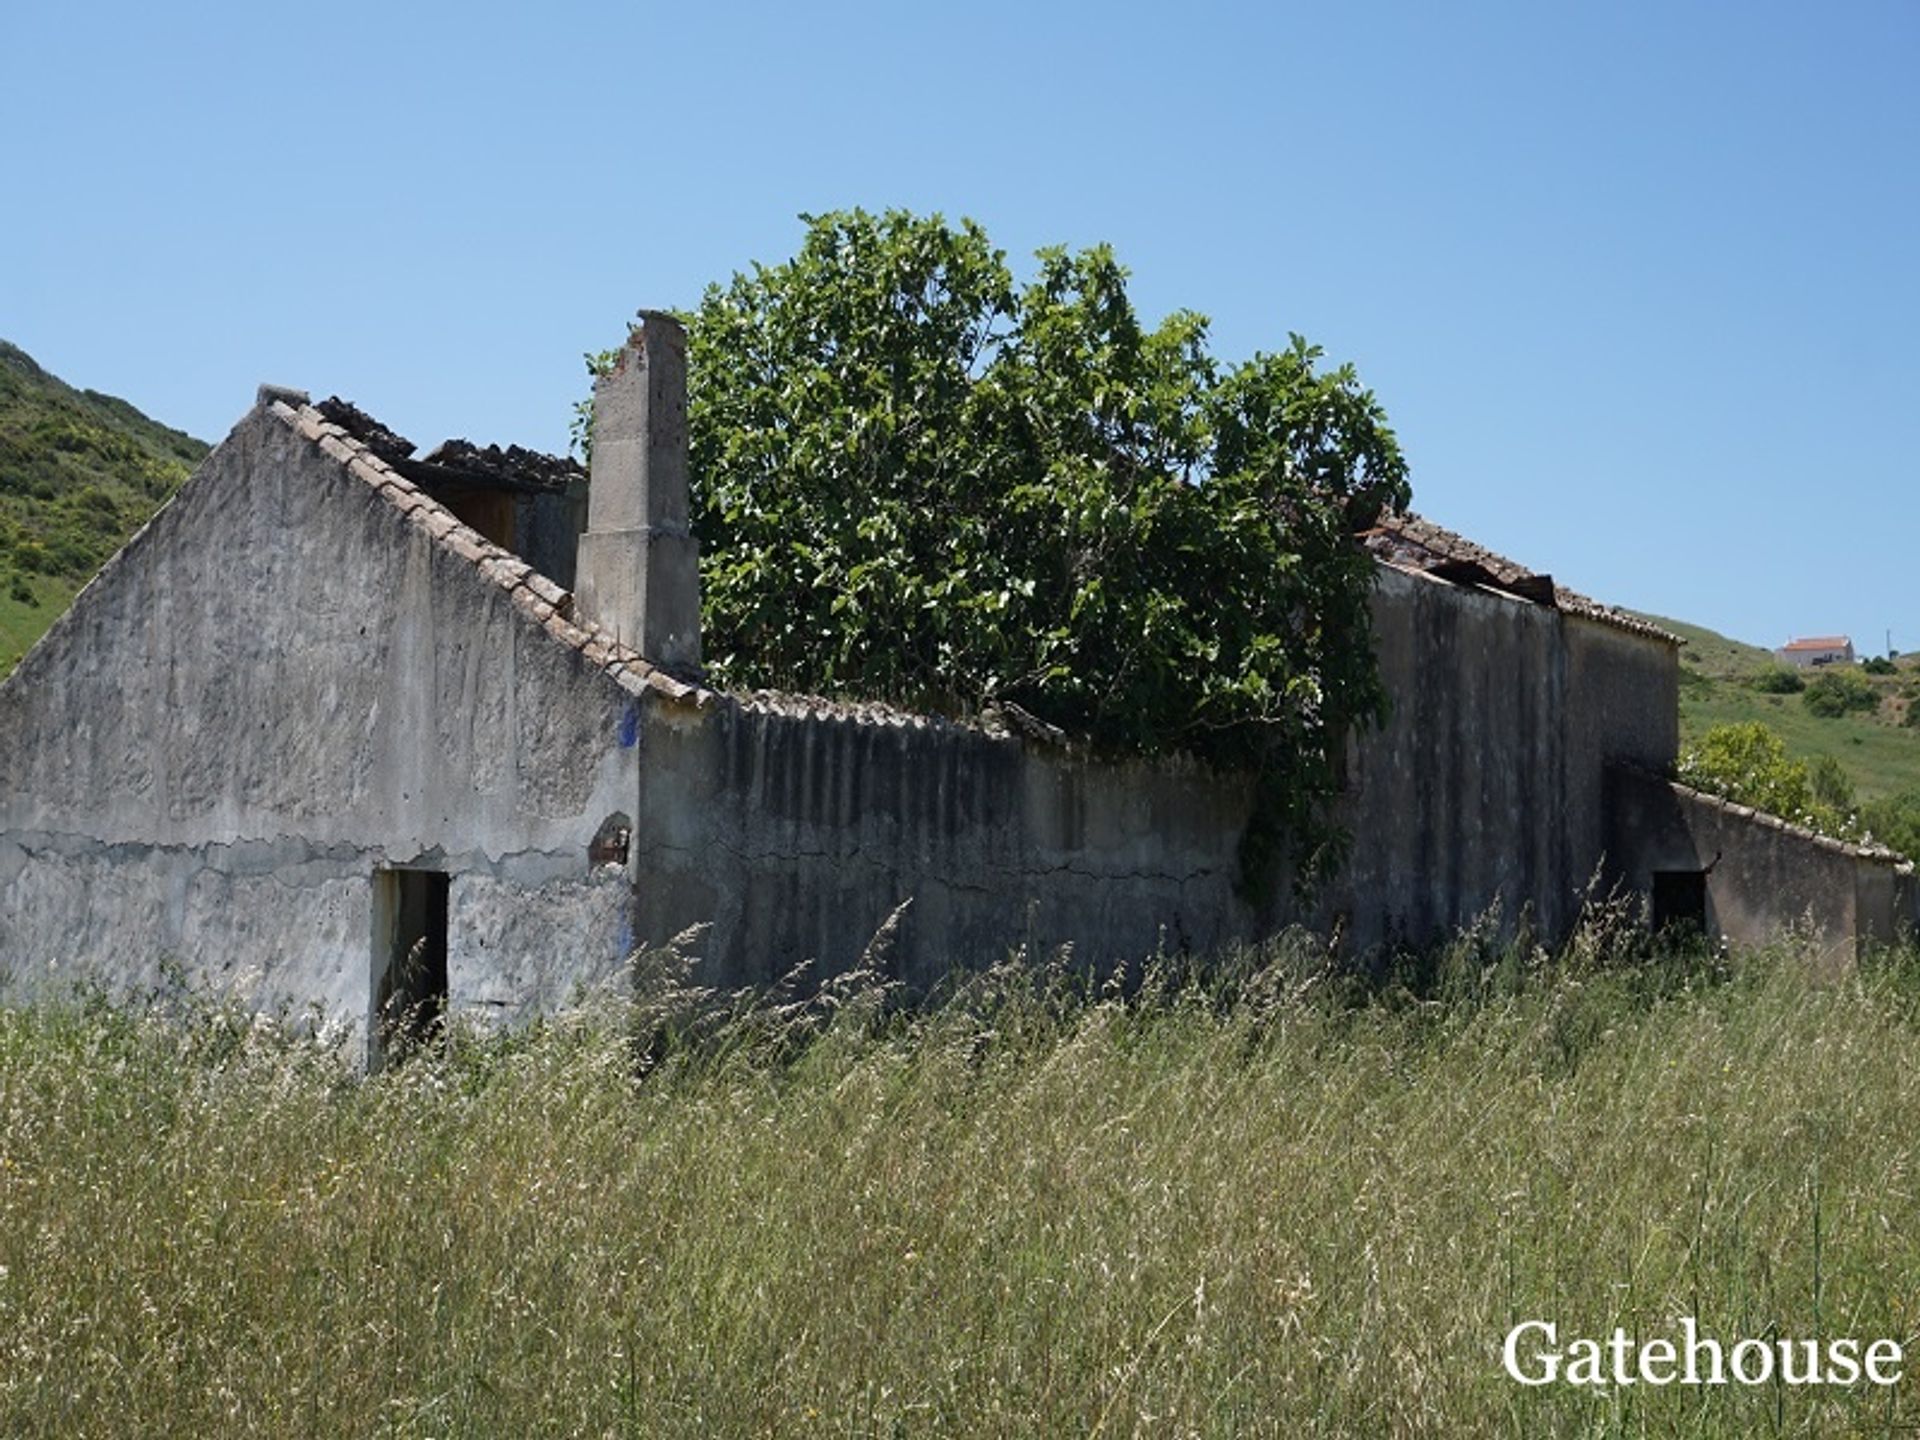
[631,565,1683,984]
[631,697,1256,991]
[0,406,642,1041]
[1564,614,1682,896]
[1606,766,1913,968]
[1328,567,1569,947]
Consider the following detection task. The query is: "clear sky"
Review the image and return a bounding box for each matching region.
[2,1,1913,652]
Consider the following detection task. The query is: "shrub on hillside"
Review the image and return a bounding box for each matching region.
[1803,667,1878,718]
[1864,655,1896,676]
[1861,790,1920,863]
[1750,665,1804,694]
[1808,754,1857,813]
[1676,721,1857,839]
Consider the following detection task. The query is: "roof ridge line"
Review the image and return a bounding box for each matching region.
[264,398,1102,738]
[1372,510,1683,646]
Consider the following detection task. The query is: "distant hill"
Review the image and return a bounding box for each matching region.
[1634,610,1920,804]
[0,341,208,673]
[1637,612,1778,680]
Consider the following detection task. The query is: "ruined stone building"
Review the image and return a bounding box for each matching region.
[2,317,1911,1060]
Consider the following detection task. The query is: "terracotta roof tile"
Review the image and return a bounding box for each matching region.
[1362,511,1680,645]
[1781,637,1851,651]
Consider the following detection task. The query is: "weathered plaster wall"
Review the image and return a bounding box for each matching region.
[0,406,641,1037]
[1606,766,1912,968]
[1563,614,1682,910]
[1327,566,1566,947]
[631,697,1256,991]
[1319,567,1681,950]
[632,566,1682,985]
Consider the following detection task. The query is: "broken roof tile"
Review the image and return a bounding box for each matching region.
[1363,511,1680,645]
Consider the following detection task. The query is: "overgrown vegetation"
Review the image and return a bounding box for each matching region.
[586,210,1409,888]
[5,926,1920,1435]
[1803,667,1879,719]
[1751,664,1804,694]
[0,340,207,673]
[1677,721,1856,837]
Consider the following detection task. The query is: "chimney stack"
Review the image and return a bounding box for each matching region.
[575,311,701,671]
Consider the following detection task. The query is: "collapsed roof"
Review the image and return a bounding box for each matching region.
[315,396,584,495]
[1362,511,1681,645]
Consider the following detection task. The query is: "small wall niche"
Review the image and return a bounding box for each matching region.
[589,812,633,869]
[370,868,450,1068]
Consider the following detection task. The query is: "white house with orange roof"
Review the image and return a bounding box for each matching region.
[1777,636,1855,668]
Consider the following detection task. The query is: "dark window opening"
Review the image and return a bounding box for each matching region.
[1651,870,1708,935]
[373,869,449,1067]
[436,485,517,553]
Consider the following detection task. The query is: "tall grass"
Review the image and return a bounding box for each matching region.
[4,925,1920,1436]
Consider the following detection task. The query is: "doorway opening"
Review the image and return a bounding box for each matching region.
[1651,869,1708,936]
[371,868,449,1068]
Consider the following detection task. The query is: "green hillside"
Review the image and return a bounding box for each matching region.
[1635,611,1920,804]
[1644,612,1777,679]
[0,341,208,674]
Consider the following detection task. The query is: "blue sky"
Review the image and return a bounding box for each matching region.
[2,1,1913,651]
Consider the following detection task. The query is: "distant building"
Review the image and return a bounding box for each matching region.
[1777,636,1855,668]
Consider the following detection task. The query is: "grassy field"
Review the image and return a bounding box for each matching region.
[5,930,1920,1436]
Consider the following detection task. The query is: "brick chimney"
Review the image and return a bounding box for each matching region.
[575,311,702,671]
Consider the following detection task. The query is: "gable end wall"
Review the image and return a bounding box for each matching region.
[0,407,643,1043]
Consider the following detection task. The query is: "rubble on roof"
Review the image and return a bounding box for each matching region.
[419,438,583,493]
[315,396,581,494]
[316,396,416,464]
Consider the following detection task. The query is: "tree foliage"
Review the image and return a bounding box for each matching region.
[590,210,1410,890]
[1677,722,1858,839]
